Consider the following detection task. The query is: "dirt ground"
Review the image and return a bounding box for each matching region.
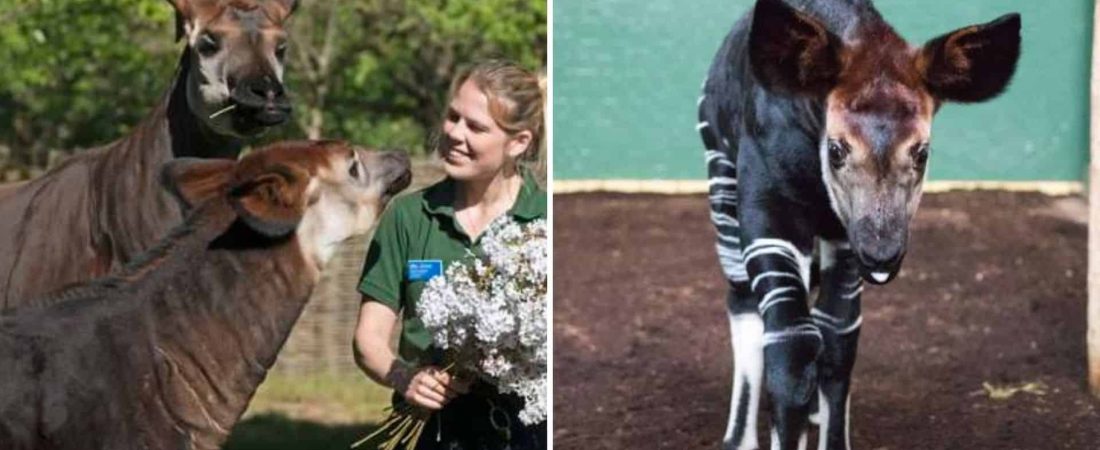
[553,191,1098,450]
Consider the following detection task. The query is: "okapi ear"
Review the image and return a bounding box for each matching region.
[919,13,1021,103]
[270,0,299,20]
[162,158,237,210]
[748,0,842,97]
[229,164,310,237]
[164,0,192,42]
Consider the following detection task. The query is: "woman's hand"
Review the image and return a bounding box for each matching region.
[354,300,471,410]
[395,365,469,410]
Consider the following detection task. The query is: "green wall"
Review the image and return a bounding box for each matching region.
[554,0,1091,181]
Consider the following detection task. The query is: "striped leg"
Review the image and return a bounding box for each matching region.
[744,237,819,450]
[725,289,763,450]
[699,94,761,450]
[810,240,862,450]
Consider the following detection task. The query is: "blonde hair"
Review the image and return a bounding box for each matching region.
[446,59,546,178]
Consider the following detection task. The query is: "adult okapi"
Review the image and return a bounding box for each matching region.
[697,0,1020,448]
[0,140,411,450]
[0,0,297,310]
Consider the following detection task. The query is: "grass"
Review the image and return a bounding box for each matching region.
[224,414,377,450]
[225,373,393,450]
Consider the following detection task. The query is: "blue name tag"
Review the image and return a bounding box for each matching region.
[407,260,443,281]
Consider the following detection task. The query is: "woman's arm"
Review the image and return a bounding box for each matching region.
[354,297,463,410]
[353,300,402,386]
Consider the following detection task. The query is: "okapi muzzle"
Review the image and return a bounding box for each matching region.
[749,0,1022,285]
[171,0,298,136]
[226,70,291,128]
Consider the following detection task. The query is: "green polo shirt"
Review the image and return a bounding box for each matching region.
[358,172,546,366]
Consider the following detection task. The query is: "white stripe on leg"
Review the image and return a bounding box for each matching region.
[815,390,830,450]
[725,312,764,449]
[845,393,852,450]
[743,238,812,291]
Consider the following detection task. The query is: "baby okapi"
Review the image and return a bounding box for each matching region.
[697,0,1020,449]
[0,141,410,450]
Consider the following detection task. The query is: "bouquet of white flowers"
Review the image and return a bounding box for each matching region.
[418,215,548,424]
[354,216,547,449]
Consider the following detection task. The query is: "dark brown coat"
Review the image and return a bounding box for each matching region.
[0,140,410,450]
[0,0,299,310]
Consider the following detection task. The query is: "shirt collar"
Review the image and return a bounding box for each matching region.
[422,171,545,221]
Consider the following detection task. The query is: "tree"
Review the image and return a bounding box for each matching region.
[0,0,547,175]
[282,0,546,153]
[0,0,176,171]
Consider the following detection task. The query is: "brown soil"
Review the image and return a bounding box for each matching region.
[553,192,1098,450]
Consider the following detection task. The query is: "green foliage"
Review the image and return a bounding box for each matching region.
[279,0,546,154]
[0,0,176,169]
[0,0,546,172]
[243,372,393,424]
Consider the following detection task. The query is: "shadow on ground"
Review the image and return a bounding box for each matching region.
[224,413,378,450]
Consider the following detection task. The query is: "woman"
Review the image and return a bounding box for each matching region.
[354,60,547,450]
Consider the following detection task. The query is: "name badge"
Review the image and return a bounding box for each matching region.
[407,260,443,281]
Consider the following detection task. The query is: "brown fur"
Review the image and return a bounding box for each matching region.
[0,1,298,311]
[0,141,409,450]
[173,0,295,40]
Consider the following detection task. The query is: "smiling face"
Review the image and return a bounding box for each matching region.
[440,80,532,181]
[171,0,297,137]
[747,0,1020,284]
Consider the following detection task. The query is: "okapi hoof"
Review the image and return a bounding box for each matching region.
[764,335,821,407]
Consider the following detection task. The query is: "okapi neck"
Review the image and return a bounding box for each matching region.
[144,210,317,445]
[85,48,242,270]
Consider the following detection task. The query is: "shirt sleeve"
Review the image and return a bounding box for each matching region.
[358,202,407,311]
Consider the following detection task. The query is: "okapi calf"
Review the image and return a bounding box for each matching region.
[0,141,411,450]
[0,0,298,310]
[697,0,1020,449]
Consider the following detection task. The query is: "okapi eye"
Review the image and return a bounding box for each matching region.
[349,160,360,179]
[275,42,288,61]
[197,33,221,56]
[827,139,849,170]
[911,142,930,168]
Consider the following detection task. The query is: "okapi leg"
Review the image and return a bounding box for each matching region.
[698,87,763,450]
[724,285,763,450]
[743,236,819,450]
[810,240,862,450]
